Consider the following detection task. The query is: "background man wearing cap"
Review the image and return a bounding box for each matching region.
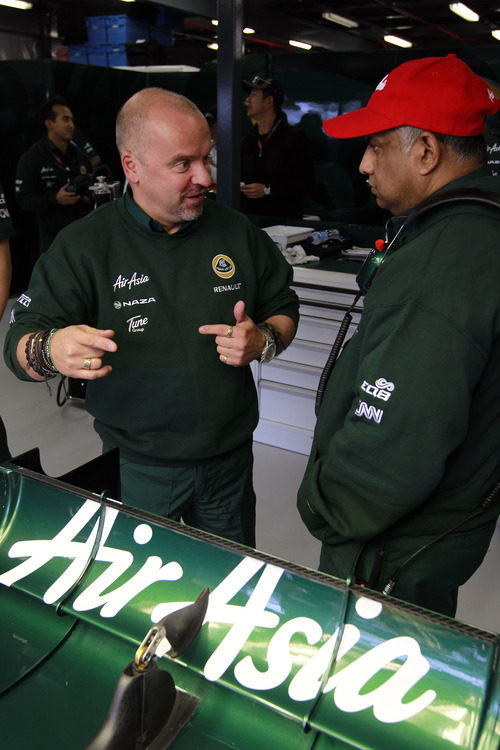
[297,54,500,618]
[240,75,314,219]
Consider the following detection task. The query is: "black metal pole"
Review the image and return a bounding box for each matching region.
[216,0,242,210]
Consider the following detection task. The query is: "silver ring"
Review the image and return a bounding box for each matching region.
[83,358,92,370]
[225,326,233,338]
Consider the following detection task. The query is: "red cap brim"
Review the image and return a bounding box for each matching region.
[323,106,407,139]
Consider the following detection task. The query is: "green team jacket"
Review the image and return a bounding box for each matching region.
[4,195,298,464]
[0,181,15,240]
[298,168,500,598]
[0,180,14,463]
[15,137,91,251]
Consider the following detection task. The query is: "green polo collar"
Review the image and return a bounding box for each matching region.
[44,136,75,163]
[124,189,199,236]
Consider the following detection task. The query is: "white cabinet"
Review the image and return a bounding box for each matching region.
[253,266,363,454]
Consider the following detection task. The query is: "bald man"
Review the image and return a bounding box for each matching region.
[4,88,298,544]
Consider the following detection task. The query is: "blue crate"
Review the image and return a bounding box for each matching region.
[105,14,148,43]
[85,43,108,67]
[107,43,128,67]
[67,44,88,64]
[85,16,107,44]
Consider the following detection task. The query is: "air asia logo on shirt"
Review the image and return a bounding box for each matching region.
[212,254,235,279]
[113,272,150,293]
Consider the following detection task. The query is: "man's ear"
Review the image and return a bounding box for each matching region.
[264,94,275,112]
[417,131,442,175]
[121,151,139,184]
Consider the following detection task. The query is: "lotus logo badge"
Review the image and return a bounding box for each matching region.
[212,254,235,279]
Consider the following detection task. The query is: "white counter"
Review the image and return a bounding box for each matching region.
[252,265,362,454]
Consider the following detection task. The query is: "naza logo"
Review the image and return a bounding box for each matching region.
[212,254,235,279]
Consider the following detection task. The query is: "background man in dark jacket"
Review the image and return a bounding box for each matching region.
[15,95,91,253]
[240,75,314,219]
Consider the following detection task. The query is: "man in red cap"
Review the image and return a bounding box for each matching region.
[298,54,500,618]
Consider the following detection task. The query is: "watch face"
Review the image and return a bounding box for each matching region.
[261,340,276,363]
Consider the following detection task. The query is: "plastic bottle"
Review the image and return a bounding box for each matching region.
[305,228,341,245]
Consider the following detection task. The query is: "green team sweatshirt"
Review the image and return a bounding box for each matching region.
[15,137,91,251]
[4,195,298,464]
[298,168,500,587]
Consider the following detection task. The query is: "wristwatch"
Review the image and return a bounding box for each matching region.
[263,185,271,196]
[258,325,276,363]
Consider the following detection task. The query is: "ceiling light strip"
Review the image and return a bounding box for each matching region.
[384,34,412,48]
[375,0,466,42]
[289,39,312,50]
[322,11,358,29]
[0,0,32,8]
[449,3,480,22]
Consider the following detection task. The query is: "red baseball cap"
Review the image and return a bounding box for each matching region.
[323,54,500,139]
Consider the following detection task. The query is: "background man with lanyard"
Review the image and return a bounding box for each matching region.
[240,75,314,219]
[15,95,91,254]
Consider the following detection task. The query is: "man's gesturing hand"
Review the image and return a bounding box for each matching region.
[47,325,117,379]
[198,300,266,367]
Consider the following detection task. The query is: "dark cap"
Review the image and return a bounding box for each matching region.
[243,75,284,102]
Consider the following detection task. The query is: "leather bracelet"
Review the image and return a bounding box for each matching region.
[25,330,58,378]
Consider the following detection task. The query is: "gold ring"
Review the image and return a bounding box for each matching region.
[83,358,92,370]
[225,326,233,338]
[222,355,228,363]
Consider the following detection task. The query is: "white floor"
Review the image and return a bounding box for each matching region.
[1,300,499,633]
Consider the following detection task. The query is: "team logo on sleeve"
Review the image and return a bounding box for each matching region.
[355,401,384,424]
[17,294,31,308]
[361,377,395,402]
[212,254,235,279]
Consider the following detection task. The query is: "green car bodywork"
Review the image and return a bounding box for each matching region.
[0,451,499,749]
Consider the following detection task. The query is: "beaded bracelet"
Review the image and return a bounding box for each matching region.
[45,328,59,371]
[25,330,59,378]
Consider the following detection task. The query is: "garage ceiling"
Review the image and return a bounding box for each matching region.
[10,1,500,58]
